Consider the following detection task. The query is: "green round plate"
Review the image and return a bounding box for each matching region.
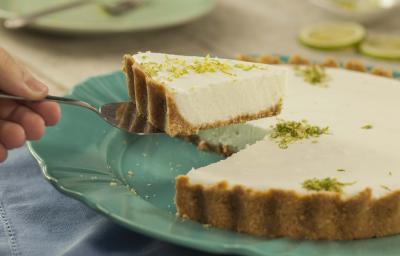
[28,56,400,256]
[0,0,216,34]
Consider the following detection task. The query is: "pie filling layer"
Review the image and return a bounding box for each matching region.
[186,67,400,198]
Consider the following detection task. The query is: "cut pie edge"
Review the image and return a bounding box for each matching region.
[185,54,396,155]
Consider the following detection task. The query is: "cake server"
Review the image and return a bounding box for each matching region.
[0,93,161,134]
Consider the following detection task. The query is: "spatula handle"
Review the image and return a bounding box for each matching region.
[0,93,98,113]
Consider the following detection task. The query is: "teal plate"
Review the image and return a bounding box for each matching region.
[29,57,400,256]
[0,0,216,34]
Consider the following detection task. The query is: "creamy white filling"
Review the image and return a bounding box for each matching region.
[132,52,287,126]
[189,67,400,197]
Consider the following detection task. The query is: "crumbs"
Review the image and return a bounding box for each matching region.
[109,181,118,187]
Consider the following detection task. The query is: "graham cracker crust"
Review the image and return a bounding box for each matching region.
[114,102,160,133]
[123,54,282,136]
[181,135,236,157]
[176,176,400,240]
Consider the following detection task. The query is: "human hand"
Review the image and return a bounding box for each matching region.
[0,47,60,163]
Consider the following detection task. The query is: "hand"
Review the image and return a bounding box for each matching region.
[0,48,60,163]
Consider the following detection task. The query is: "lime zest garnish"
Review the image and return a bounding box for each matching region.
[361,124,373,129]
[302,177,355,193]
[294,64,329,86]
[234,63,261,71]
[269,119,330,149]
[139,54,264,81]
[141,61,163,77]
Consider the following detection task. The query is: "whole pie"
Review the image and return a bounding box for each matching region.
[176,60,400,240]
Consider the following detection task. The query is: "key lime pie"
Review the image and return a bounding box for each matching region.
[176,60,400,240]
[123,52,286,136]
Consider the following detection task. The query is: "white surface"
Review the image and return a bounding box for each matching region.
[133,52,286,125]
[1,0,399,96]
[188,67,400,197]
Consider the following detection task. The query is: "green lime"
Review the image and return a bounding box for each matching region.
[360,35,400,60]
[299,22,366,50]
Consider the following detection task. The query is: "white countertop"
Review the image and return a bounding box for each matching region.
[1,0,399,95]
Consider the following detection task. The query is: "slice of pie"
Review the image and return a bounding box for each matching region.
[123,52,286,136]
[176,65,400,240]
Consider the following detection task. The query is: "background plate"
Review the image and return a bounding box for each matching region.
[29,56,400,256]
[0,0,216,34]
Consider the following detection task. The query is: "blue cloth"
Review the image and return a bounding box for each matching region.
[0,146,220,256]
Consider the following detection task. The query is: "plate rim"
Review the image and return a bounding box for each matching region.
[27,142,241,255]
[27,55,400,256]
[0,0,216,34]
[27,71,256,256]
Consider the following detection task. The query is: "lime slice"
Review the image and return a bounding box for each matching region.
[299,22,366,50]
[360,35,400,60]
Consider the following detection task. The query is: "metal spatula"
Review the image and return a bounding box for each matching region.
[0,93,162,134]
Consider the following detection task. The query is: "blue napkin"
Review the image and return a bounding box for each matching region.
[0,146,220,256]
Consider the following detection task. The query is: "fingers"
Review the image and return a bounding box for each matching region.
[0,144,6,163]
[0,47,48,100]
[0,120,26,149]
[0,99,56,141]
[0,48,58,163]
[26,101,61,126]
[0,99,61,163]
[7,105,45,140]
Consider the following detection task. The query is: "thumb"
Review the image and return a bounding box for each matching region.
[0,47,48,100]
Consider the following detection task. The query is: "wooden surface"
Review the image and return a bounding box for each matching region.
[1,0,399,95]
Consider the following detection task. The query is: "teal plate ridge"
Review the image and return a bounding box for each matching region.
[29,56,400,256]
